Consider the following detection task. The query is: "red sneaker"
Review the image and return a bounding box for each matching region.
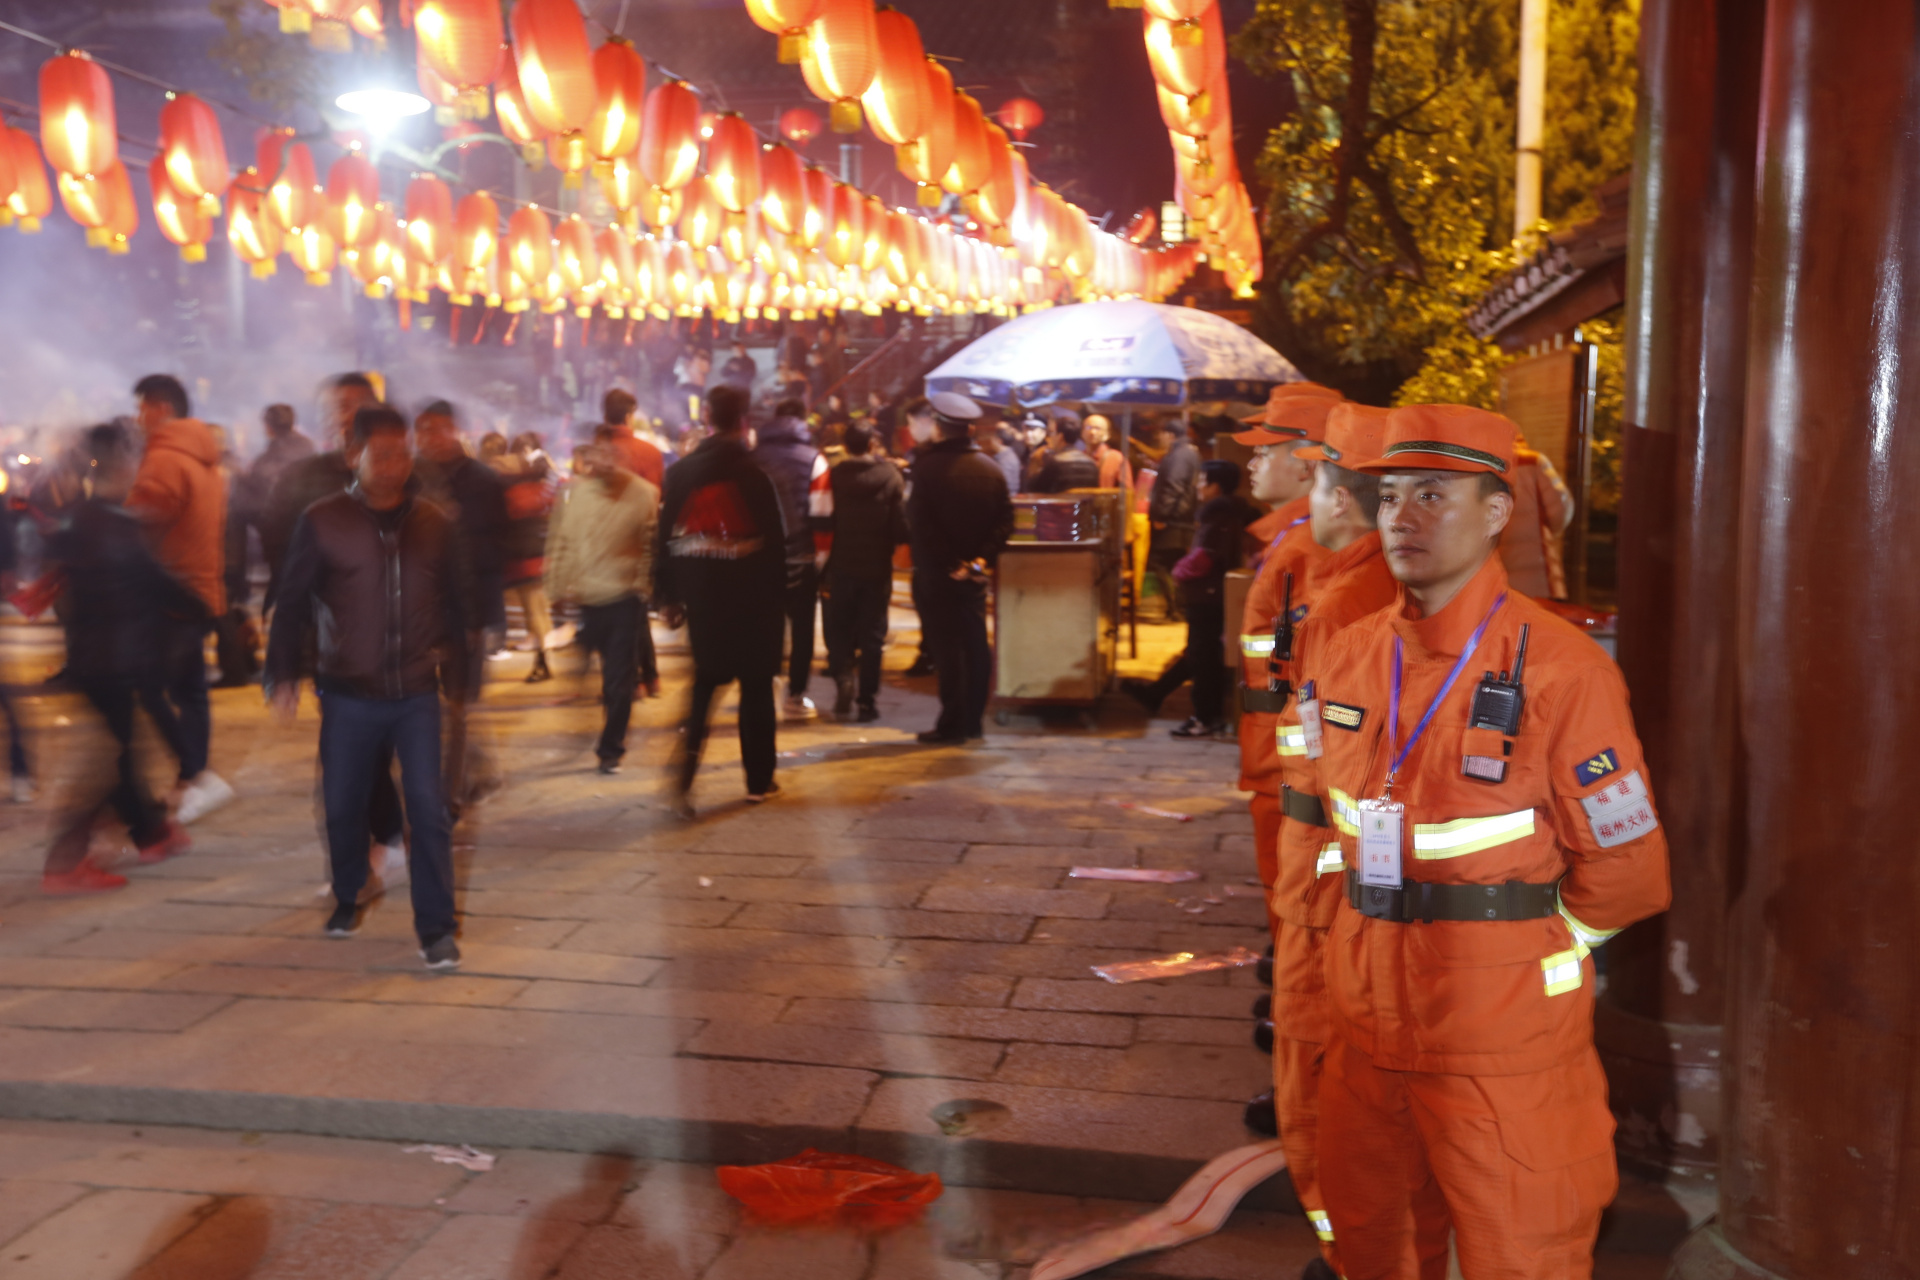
[137,821,191,864]
[43,859,129,895]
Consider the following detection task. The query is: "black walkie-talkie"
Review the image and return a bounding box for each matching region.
[1268,571,1294,694]
[1469,623,1530,735]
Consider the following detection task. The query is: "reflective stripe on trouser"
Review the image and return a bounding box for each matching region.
[1249,791,1282,931]
[1411,808,1534,860]
[1273,1034,1342,1275]
[1319,1036,1616,1280]
[1276,723,1307,756]
[1242,633,1276,658]
[1316,842,1345,876]
[1328,787,1362,836]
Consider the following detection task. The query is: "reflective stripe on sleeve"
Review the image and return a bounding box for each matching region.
[1542,940,1592,997]
[1241,633,1276,658]
[1276,724,1307,756]
[1328,788,1361,836]
[1558,896,1620,950]
[1411,809,1535,860]
[1308,1210,1335,1242]
[1316,843,1345,876]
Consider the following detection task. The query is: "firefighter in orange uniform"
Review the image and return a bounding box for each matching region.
[1228,384,1341,1135]
[1264,403,1426,1280]
[1306,405,1671,1280]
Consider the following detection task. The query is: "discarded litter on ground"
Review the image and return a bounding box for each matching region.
[1107,800,1195,822]
[1068,867,1201,883]
[402,1143,495,1172]
[717,1149,943,1228]
[1090,947,1263,984]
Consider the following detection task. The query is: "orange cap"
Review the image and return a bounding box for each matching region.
[1231,381,1343,446]
[1357,403,1520,476]
[1296,402,1389,467]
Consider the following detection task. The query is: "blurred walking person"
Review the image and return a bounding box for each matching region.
[544,439,658,774]
[599,388,666,490]
[907,393,1013,745]
[41,424,192,893]
[752,398,830,720]
[820,422,907,722]
[266,404,473,970]
[655,386,787,815]
[493,433,558,682]
[262,373,378,608]
[128,374,232,824]
[0,490,34,802]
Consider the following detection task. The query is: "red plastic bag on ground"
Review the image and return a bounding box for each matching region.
[716,1149,943,1228]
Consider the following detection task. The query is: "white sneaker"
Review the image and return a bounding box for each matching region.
[380,840,409,885]
[175,772,235,825]
[11,776,34,804]
[782,695,817,722]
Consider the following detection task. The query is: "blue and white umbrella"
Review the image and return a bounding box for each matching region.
[924,299,1300,407]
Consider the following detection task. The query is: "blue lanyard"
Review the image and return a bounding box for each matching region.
[1271,513,1307,551]
[1387,593,1507,786]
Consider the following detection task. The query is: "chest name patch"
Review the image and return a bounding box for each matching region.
[1580,769,1659,849]
[1323,702,1365,731]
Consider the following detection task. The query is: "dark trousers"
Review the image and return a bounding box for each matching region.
[635,600,658,686]
[1146,527,1192,621]
[678,608,779,795]
[318,691,456,944]
[0,683,29,779]
[824,572,889,709]
[46,676,168,874]
[909,569,931,662]
[1144,594,1227,723]
[919,572,990,739]
[579,596,642,762]
[146,615,210,781]
[783,562,819,696]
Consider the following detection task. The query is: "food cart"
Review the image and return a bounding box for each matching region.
[993,492,1125,719]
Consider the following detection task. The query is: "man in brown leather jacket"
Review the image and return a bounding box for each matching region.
[265,404,474,970]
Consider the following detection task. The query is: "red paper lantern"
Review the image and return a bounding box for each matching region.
[745,0,823,63]
[589,37,646,160]
[288,222,338,285]
[1143,0,1210,19]
[941,91,990,196]
[257,131,316,232]
[149,154,212,261]
[404,175,454,266]
[881,208,916,287]
[760,143,805,236]
[597,225,637,309]
[414,0,503,110]
[637,80,702,191]
[506,205,552,284]
[349,0,384,39]
[493,46,551,149]
[823,180,863,268]
[599,152,643,215]
[39,51,116,178]
[510,0,595,136]
[1123,206,1157,244]
[325,151,382,247]
[973,121,1021,227]
[706,112,762,214]
[454,191,498,278]
[0,138,15,221]
[637,183,682,230]
[547,130,591,187]
[58,161,132,248]
[159,93,230,208]
[997,96,1043,142]
[348,204,400,294]
[861,7,929,146]
[779,106,823,148]
[677,174,723,250]
[801,0,878,134]
[555,216,597,296]
[1143,4,1222,100]
[800,164,834,250]
[720,207,761,265]
[894,57,955,206]
[265,0,314,35]
[858,193,886,271]
[226,170,282,273]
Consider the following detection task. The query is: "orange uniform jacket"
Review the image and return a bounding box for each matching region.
[1269,532,1399,1040]
[1307,556,1670,1075]
[1236,496,1327,795]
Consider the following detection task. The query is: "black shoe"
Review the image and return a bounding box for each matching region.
[525,652,552,684]
[832,672,856,719]
[904,656,936,677]
[917,730,966,745]
[1258,944,1274,986]
[420,935,461,970]
[1254,1019,1274,1054]
[324,902,359,938]
[1243,1090,1277,1136]
[1252,993,1271,1021]
[745,783,782,804]
[856,705,880,723]
[1300,1259,1339,1280]
[597,758,622,775]
[1170,717,1219,738]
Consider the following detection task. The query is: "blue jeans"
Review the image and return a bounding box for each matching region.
[318,690,456,944]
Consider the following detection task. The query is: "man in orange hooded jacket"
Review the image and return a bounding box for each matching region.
[130,374,233,825]
[1307,404,1670,1279]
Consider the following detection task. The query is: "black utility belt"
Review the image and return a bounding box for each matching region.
[1346,871,1561,923]
[1280,786,1327,827]
[1240,685,1289,714]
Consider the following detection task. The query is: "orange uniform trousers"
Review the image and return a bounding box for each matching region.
[1320,1036,1617,1280]
[1249,791,1282,932]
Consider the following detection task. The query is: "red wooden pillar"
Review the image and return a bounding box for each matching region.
[1673,0,1920,1272]
[1603,0,1762,1180]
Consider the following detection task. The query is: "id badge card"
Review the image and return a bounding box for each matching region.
[1298,694,1325,760]
[1357,798,1405,889]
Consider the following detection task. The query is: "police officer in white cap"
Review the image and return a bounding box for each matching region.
[906,392,1015,743]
